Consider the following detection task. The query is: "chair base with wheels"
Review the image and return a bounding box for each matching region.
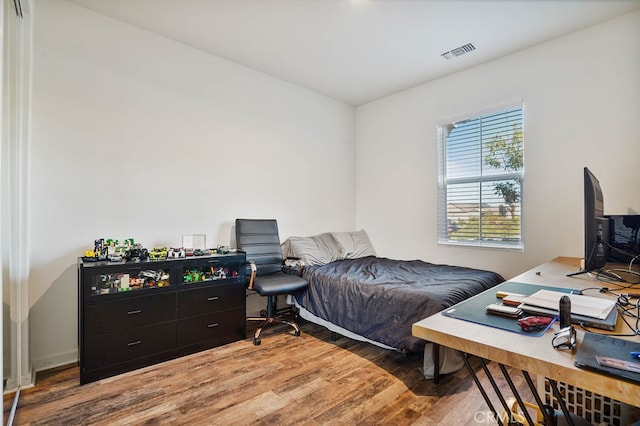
[247,294,300,346]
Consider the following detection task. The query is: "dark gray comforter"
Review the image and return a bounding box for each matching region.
[294,256,504,352]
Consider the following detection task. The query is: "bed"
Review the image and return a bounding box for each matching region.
[281,230,505,377]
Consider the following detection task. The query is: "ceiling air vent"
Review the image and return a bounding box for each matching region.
[441,43,476,60]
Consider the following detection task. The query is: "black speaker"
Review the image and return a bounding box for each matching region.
[559,295,571,328]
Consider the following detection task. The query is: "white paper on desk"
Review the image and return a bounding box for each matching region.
[519,290,616,320]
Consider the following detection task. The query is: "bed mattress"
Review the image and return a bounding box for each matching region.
[294,256,504,352]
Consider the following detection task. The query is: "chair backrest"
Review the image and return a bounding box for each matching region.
[235,219,284,276]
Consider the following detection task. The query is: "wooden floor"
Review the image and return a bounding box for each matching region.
[4,320,535,425]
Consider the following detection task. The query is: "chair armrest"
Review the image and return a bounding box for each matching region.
[284,257,303,267]
[283,257,304,276]
[248,261,257,290]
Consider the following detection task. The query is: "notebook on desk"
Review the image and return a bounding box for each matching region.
[574,332,640,384]
[519,289,617,320]
[518,303,619,331]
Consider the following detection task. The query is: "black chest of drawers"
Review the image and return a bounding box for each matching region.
[78,252,246,384]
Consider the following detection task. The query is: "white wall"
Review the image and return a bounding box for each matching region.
[355,10,640,280]
[28,0,355,370]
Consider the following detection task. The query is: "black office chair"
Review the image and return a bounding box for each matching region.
[235,219,308,345]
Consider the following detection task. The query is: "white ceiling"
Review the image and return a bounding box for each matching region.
[67,0,640,106]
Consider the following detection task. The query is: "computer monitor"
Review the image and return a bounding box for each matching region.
[607,215,640,263]
[567,167,609,277]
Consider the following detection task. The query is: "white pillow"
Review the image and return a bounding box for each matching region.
[330,230,376,259]
[282,233,346,266]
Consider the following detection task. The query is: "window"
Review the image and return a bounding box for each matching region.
[438,106,524,249]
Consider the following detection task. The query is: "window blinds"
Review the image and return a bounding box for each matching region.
[438,107,524,248]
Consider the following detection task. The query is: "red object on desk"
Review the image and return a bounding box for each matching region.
[517,316,554,331]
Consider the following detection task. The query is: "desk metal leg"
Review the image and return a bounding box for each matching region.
[478,359,513,415]
[497,363,537,426]
[459,354,562,426]
[456,350,581,426]
[432,343,440,384]
[458,351,499,420]
[522,371,555,426]
[548,379,576,426]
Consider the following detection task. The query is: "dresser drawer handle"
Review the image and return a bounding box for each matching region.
[127,340,142,347]
[207,297,219,301]
[127,309,142,315]
[207,323,219,328]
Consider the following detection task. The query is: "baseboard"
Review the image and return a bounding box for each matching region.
[3,366,35,394]
[31,350,77,373]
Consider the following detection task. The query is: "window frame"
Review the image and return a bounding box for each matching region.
[437,104,525,251]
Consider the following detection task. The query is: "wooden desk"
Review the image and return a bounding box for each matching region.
[412,257,640,408]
